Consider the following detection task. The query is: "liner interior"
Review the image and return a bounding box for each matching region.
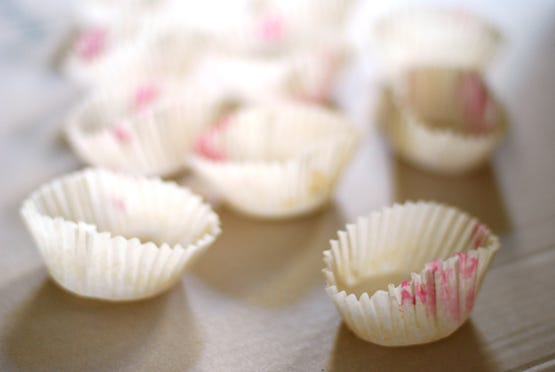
[399,67,499,135]
[28,170,216,247]
[330,203,495,297]
[200,105,356,162]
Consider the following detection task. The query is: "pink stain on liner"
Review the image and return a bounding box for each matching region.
[193,115,232,161]
[256,13,285,42]
[133,83,160,111]
[112,124,132,144]
[440,266,461,322]
[456,252,479,279]
[111,197,126,212]
[400,280,415,305]
[472,222,489,248]
[460,71,490,134]
[76,27,107,62]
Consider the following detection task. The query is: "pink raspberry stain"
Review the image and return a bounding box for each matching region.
[398,273,438,319]
[112,123,132,144]
[400,280,415,305]
[111,196,126,212]
[472,222,489,248]
[133,83,160,111]
[256,13,285,42]
[456,252,479,279]
[76,27,107,62]
[460,71,490,134]
[193,115,231,161]
[425,259,461,322]
[456,252,479,313]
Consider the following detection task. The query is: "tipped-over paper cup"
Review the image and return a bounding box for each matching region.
[373,7,502,81]
[20,168,221,301]
[66,80,223,177]
[323,201,499,346]
[190,103,360,218]
[382,67,506,174]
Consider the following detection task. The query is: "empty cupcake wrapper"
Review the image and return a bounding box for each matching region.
[373,7,502,81]
[190,103,361,218]
[64,16,210,86]
[204,0,354,56]
[323,200,499,346]
[193,40,350,105]
[382,68,506,174]
[20,168,221,301]
[65,80,224,177]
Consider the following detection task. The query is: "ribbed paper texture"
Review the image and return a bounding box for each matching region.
[66,81,223,176]
[323,201,499,346]
[191,104,360,218]
[373,8,502,80]
[20,168,221,301]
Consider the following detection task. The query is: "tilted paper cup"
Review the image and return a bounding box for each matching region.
[382,67,506,174]
[190,103,361,218]
[20,168,221,301]
[323,201,499,346]
[65,80,223,177]
[373,7,502,81]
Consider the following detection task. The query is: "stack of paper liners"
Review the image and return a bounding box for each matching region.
[20,168,221,301]
[190,104,361,219]
[323,201,499,346]
[372,7,502,81]
[66,80,224,177]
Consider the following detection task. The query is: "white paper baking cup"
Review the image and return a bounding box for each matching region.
[190,103,361,218]
[20,168,221,301]
[203,0,354,56]
[74,0,170,25]
[383,68,506,174]
[193,40,349,105]
[64,15,209,87]
[66,80,223,177]
[323,201,499,346]
[63,12,149,86]
[373,7,502,81]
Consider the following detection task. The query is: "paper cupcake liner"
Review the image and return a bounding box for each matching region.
[203,0,354,56]
[63,12,150,85]
[382,68,506,174]
[190,103,361,218]
[323,201,499,346]
[64,15,210,87]
[20,168,221,301]
[373,7,502,81]
[193,40,350,105]
[65,80,224,177]
[75,0,171,25]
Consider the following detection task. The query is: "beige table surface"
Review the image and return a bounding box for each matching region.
[1,1,555,371]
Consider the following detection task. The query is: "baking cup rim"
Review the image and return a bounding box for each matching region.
[189,103,363,168]
[373,6,503,47]
[20,167,222,253]
[388,85,508,142]
[322,199,500,302]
